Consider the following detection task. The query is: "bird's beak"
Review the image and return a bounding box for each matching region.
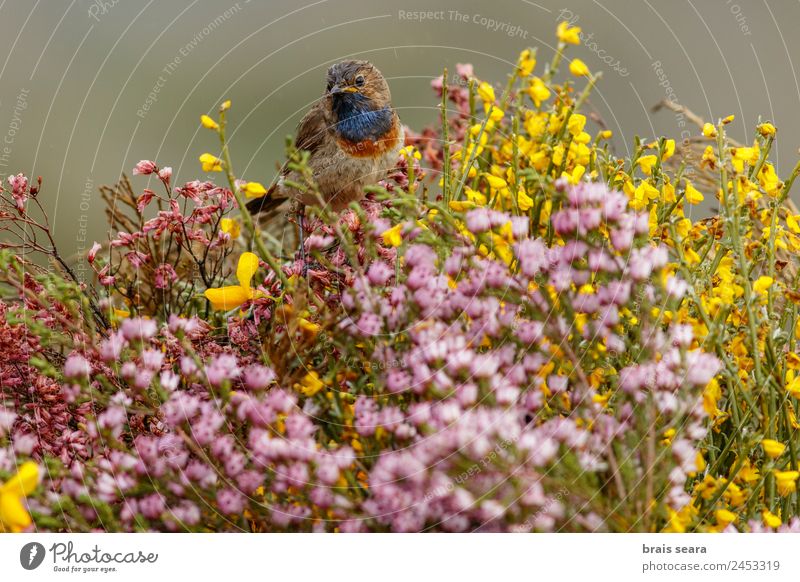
[329,84,358,95]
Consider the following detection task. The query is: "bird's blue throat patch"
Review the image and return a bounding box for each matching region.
[332,93,393,144]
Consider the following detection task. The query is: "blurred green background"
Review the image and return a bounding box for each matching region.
[0,0,798,259]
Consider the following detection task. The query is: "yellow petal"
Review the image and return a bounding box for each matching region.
[762,438,786,459]
[637,155,658,175]
[0,462,39,497]
[382,224,403,247]
[556,21,581,45]
[199,153,222,172]
[0,492,31,532]
[684,180,704,205]
[200,115,219,130]
[220,218,240,239]
[236,252,260,290]
[569,59,590,77]
[477,82,495,105]
[204,286,251,311]
[242,182,268,199]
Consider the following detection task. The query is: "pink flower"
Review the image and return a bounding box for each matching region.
[154,263,177,290]
[8,173,28,213]
[120,317,158,341]
[87,241,102,263]
[158,166,173,182]
[132,160,157,175]
[63,354,91,379]
[136,189,156,213]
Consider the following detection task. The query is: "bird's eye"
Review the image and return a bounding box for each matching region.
[355,75,365,87]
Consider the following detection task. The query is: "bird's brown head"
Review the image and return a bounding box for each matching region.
[325,60,392,109]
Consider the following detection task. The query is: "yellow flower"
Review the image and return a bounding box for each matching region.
[220,218,240,239]
[488,106,505,122]
[774,470,799,496]
[382,223,403,247]
[556,21,581,44]
[203,252,260,311]
[787,214,800,234]
[702,123,717,138]
[527,77,551,107]
[759,163,782,197]
[199,153,223,172]
[295,371,324,397]
[298,318,321,339]
[477,82,495,112]
[762,509,782,528]
[200,115,219,130]
[684,180,704,205]
[566,113,586,137]
[753,275,774,296]
[662,139,675,160]
[517,189,534,211]
[241,182,268,199]
[220,99,231,111]
[761,438,786,459]
[0,461,39,533]
[483,173,508,190]
[569,58,590,77]
[401,145,422,160]
[715,508,737,527]
[637,155,658,175]
[517,49,536,76]
[757,122,776,138]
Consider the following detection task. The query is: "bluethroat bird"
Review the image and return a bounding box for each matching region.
[246,60,404,264]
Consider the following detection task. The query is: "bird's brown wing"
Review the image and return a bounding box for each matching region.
[246,102,329,215]
[293,101,329,155]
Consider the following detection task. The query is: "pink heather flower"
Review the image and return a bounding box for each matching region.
[243,364,276,390]
[356,312,383,337]
[465,208,491,233]
[141,348,165,370]
[205,353,241,387]
[121,317,158,341]
[602,191,627,221]
[136,188,155,213]
[304,234,334,251]
[99,331,126,362]
[158,166,172,181]
[685,352,721,386]
[160,370,180,392]
[666,276,688,299]
[63,354,91,379]
[132,160,157,175]
[154,263,178,290]
[367,262,394,286]
[125,250,150,268]
[0,407,16,437]
[405,244,437,268]
[8,173,28,213]
[510,215,529,239]
[87,241,102,263]
[610,225,634,251]
[216,488,245,514]
[12,432,36,456]
[515,239,547,277]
